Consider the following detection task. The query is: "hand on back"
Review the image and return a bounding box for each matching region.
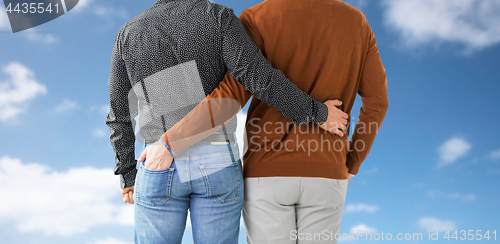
[319,100,349,137]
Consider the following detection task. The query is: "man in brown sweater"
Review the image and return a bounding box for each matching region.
[219,1,388,242]
[141,0,388,242]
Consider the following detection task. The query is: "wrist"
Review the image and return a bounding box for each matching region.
[314,102,328,125]
[120,167,138,189]
[160,137,176,158]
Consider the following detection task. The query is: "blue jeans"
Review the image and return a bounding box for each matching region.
[133,141,243,244]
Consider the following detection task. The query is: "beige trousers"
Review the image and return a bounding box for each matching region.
[242,177,349,244]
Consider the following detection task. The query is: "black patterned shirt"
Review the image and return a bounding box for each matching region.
[106,0,328,188]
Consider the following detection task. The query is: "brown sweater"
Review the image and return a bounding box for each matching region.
[162,0,389,179]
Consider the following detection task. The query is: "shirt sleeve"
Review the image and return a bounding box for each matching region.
[220,8,328,126]
[345,25,389,175]
[106,31,139,189]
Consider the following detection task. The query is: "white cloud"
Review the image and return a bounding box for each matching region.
[90,104,110,115]
[0,62,47,122]
[488,148,500,160]
[54,99,79,113]
[70,0,127,20]
[350,224,376,234]
[0,7,10,31]
[345,203,379,213]
[437,137,471,168]
[426,190,476,201]
[100,104,110,114]
[92,105,110,138]
[0,156,133,236]
[447,193,476,201]
[362,167,379,174]
[382,0,500,52]
[87,238,132,244]
[72,0,94,12]
[412,182,425,188]
[418,217,456,232]
[24,29,58,44]
[94,6,127,19]
[93,128,107,138]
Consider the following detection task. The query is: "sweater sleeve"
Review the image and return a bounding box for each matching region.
[345,26,389,175]
[160,73,251,156]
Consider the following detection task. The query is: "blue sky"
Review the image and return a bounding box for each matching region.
[0,0,499,243]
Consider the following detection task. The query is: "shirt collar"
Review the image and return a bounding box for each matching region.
[155,0,203,5]
[155,0,180,4]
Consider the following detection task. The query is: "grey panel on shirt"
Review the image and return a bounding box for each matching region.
[132,60,237,143]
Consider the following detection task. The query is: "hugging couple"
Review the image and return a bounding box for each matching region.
[106,0,388,243]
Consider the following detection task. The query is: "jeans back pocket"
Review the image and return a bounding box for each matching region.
[199,160,242,204]
[135,161,175,207]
